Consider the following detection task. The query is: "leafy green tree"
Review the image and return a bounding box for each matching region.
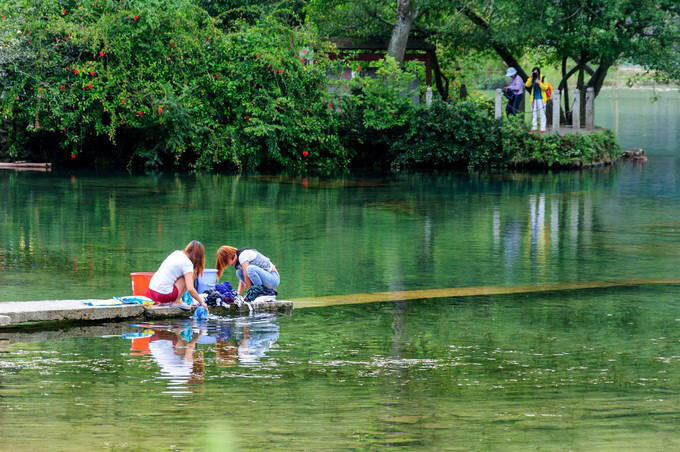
[306,0,679,107]
[451,0,679,117]
[0,0,345,170]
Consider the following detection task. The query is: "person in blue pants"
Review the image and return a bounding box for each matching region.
[215,246,280,295]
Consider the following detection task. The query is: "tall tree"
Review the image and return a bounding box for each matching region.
[387,0,418,64]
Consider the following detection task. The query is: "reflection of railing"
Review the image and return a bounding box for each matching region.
[495,87,596,132]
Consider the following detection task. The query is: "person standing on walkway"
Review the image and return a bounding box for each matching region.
[148,240,209,310]
[525,66,549,132]
[503,67,524,116]
[215,246,280,295]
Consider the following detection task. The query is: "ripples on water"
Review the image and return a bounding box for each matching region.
[1,285,680,450]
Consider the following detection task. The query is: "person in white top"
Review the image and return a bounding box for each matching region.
[148,240,209,309]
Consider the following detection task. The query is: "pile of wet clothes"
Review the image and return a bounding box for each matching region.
[202,282,237,307]
[244,285,278,302]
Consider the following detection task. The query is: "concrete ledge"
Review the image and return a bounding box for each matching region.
[210,300,294,315]
[0,300,144,325]
[0,299,294,328]
[144,305,186,319]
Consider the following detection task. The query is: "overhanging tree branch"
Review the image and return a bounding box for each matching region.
[460,5,528,81]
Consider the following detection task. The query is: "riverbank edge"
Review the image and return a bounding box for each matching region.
[1,127,623,173]
[507,129,622,170]
[0,300,294,329]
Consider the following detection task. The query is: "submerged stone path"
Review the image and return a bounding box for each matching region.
[1,278,679,328]
[293,278,680,309]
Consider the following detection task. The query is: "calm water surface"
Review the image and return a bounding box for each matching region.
[0,89,678,450]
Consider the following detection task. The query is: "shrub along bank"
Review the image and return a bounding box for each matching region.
[0,1,619,172]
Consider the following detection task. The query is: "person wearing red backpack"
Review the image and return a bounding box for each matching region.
[525,67,551,133]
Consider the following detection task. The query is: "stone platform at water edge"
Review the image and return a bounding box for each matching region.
[0,299,293,327]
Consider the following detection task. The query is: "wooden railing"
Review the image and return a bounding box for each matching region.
[495,86,596,132]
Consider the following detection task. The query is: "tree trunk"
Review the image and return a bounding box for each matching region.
[561,57,570,124]
[387,0,418,64]
[577,61,586,121]
[587,57,616,97]
[432,51,449,101]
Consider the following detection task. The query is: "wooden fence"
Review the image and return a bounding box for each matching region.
[495,86,596,132]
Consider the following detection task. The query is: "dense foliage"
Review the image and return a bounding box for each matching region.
[1,0,622,171]
[391,101,620,170]
[0,0,345,170]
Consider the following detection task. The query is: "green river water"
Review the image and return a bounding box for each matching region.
[0,89,679,450]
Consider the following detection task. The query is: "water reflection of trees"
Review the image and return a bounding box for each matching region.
[0,166,652,302]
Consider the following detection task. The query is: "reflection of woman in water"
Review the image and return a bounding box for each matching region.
[147,326,205,387]
[214,316,280,365]
[234,316,280,364]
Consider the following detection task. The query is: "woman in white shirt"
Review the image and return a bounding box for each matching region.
[148,240,209,309]
[215,246,280,295]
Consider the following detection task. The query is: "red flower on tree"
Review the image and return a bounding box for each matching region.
[246,116,251,121]
[60,85,66,90]
[73,69,79,75]
[99,51,105,57]
[62,9,67,15]
[157,108,163,114]
[121,99,126,105]
[89,71,95,76]
[133,15,139,22]
[302,151,309,157]
[87,83,93,89]
[138,111,144,117]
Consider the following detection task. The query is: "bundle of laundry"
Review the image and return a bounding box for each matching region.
[202,289,229,307]
[216,282,236,300]
[202,281,237,307]
[244,285,278,303]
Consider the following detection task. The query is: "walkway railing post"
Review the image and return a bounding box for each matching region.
[572,88,580,130]
[552,92,560,133]
[585,87,595,130]
[425,87,433,108]
[495,89,502,119]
